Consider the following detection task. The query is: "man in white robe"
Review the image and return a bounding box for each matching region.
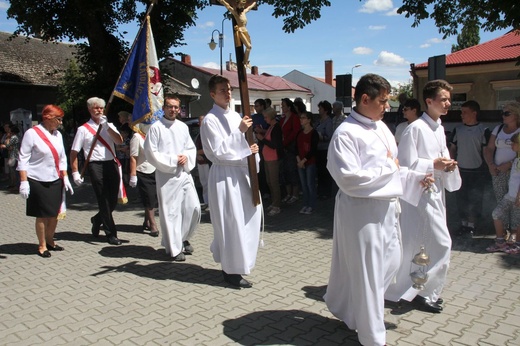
[325,74,425,346]
[144,95,200,261]
[200,75,261,288]
[385,79,461,313]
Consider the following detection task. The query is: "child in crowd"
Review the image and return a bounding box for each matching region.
[487,133,520,254]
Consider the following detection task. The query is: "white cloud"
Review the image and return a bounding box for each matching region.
[420,37,444,48]
[202,61,219,69]
[385,7,399,16]
[373,51,409,66]
[0,1,8,10]
[369,25,386,31]
[353,46,373,55]
[359,0,394,13]
[198,21,214,29]
[428,38,443,44]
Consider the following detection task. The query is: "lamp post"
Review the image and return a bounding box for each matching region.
[208,17,228,75]
[348,64,362,109]
[351,64,362,79]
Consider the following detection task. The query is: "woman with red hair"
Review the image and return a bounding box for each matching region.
[18,104,74,258]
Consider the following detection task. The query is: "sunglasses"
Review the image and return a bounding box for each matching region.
[502,111,512,117]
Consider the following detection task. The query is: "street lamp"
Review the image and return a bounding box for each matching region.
[351,64,362,77]
[208,17,228,75]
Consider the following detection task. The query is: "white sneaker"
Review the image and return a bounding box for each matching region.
[287,196,299,204]
[304,207,313,215]
[267,207,281,216]
[281,195,291,203]
[299,206,308,214]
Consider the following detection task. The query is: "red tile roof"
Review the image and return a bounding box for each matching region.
[167,57,311,94]
[415,30,520,69]
[198,66,311,93]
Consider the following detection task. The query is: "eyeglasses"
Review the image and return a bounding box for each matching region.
[502,111,512,117]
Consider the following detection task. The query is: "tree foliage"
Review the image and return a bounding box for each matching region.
[6,0,331,116]
[397,0,519,38]
[451,20,480,53]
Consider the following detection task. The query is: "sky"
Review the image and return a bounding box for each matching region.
[0,0,512,87]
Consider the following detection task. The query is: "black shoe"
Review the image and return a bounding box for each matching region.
[91,216,100,238]
[413,295,443,313]
[436,298,444,305]
[142,221,150,231]
[47,244,65,251]
[183,240,194,254]
[172,253,186,262]
[107,236,122,245]
[222,271,252,288]
[149,230,159,237]
[38,250,51,258]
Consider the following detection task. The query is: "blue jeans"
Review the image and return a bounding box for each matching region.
[298,164,316,208]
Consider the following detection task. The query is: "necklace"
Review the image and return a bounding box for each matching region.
[351,115,393,158]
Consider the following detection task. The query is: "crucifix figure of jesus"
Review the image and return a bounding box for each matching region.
[218,0,257,68]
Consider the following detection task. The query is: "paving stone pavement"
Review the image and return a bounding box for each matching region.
[0,180,519,346]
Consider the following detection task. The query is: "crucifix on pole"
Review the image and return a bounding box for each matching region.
[216,0,260,206]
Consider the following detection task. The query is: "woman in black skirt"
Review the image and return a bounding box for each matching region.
[18,105,74,257]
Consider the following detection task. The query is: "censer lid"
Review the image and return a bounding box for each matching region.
[412,245,430,266]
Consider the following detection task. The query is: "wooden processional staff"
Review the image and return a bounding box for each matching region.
[219,0,260,206]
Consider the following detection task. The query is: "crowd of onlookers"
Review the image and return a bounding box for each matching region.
[4,97,520,254]
[0,121,22,192]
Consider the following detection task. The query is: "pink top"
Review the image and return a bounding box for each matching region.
[262,125,278,161]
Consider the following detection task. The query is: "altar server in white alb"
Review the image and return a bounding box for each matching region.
[200,75,261,289]
[385,79,461,314]
[325,74,426,346]
[144,95,200,262]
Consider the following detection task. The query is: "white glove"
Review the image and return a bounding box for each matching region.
[63,176,74,195]
[129,175,138,188]
[72,171,84,186]
[19,180,30,199]
[99,115,108,130]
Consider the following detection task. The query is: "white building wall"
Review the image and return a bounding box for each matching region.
[283,70,336,114]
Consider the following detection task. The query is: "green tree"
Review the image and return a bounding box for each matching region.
[391,81,413,98]
[6,0,331,96]
[451,20,480,52]
[397,0,519,38]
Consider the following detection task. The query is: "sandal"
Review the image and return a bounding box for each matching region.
[47,244,65,251]
[38,250,51,258]
[505,244,520,255]
[486,239,508,252]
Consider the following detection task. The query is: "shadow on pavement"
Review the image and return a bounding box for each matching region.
[302,285,326,302]
[222,309,360,345]
[0,242,36,256]
[90,260,230,288]
[386,300,415,316]
[53,231,112,245]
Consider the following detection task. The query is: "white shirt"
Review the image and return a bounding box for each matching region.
[17,124,67,181]
[71,119,120,161]
[130,133,156,174]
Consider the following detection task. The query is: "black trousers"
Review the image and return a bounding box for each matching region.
[456,168,487,223]
[316,149,332,198]
[88,160,120,237]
